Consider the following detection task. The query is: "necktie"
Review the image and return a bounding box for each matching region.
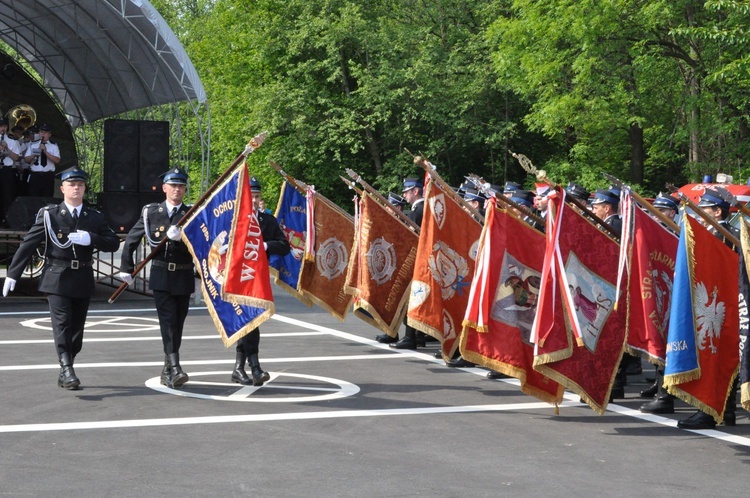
[169,208,176,223]
[72,209,79,229]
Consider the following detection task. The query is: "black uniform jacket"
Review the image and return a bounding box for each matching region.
[120,202,196,295]
[259,210,291,258]
[408,199,424,227]
[7,202,120,297]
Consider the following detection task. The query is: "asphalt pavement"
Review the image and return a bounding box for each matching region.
[0,283,749,497]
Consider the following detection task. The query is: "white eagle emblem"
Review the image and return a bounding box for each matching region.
[693,282,725,354]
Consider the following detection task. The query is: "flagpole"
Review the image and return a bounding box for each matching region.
[108,132,268,304]
[344,169,421,233]
[604,174,680,233]
[464,173,545,228]
[666,184,740,247]
[509,151,620,240]
[413,155,485,224]
[269,161,310,194]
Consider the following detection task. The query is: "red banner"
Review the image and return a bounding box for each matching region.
[407,181,482,359]
[625,206,678,364]
[665,213,739,421]
[299,193,355,320]
[532,191,627,413]
[349,193,419,336]
[222,164,275,309]
[461,200,563,404]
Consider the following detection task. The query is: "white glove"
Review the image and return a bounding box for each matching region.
[3,277,16,297]
[118,272,134,286]
[166,225,182,241]
[68,230,91,246]
[264,242,268,250]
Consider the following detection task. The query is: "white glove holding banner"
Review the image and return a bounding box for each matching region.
[68,230,91,246]
[3,277,16,297]
[166,226,182,241]
[118,273,134,286]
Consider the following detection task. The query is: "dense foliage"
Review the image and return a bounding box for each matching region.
[151,0,750,204]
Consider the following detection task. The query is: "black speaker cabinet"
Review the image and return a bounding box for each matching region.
[98,192,165,233]
[138,121,170,193]
[103,119,140,192]
[5,196,58,231]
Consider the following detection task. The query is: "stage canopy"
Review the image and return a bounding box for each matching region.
[0,0,206,129]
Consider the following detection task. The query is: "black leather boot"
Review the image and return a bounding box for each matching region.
[375,334,398,344]
[168,352,189,388]
[722,380,738,426]
[677,410,716,430]
[247,353,270,386]
[610,364,627,400]
[160,355,172,387]
[640,366,659,398]
[231,351,252,385]
[640,369,674,414]
[58,352,80,390]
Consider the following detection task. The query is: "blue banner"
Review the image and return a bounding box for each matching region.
[664,215,699,380]
[270,181,311,305]
[182,167,273,346]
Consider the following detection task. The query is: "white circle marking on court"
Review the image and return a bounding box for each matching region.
[145,371,360,402]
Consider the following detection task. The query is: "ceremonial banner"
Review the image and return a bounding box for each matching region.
[533,190,628,413]
[222,164,275,308]
[461,199,563,404]
[664,213,739,423]
[350,193,419,337]
[624,205,678,365]
[343,196,362,297]
[269,181,312,306]
[298,193,355,320]
[740,218,750,411]
[407,181,482,359]
[182,165,273,347]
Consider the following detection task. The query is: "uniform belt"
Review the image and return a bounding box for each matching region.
[152,260,193,271]
[47,259,93,269]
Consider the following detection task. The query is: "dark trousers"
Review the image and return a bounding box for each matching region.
[153,291,191,355]
[0,167,17,222]
[47,294,90,359]
[28,171,55,197]
[237,328,260,355]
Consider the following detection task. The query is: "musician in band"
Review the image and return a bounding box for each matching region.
[0,117,22,223]
[24,122,60,197]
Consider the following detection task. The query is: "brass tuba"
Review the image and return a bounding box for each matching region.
[6,104,37,131]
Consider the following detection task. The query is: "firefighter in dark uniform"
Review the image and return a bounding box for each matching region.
[388,177,426,350]
[231,176,291,386]
[2,167,120,389]
[119,167,194,388]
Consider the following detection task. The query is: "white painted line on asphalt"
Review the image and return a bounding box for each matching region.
[0,401,579,433]
[0,353,404,371]
[0,331,329,346]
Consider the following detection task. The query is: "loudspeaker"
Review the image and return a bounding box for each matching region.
[98,192,164,233]
[139,121,170,193]
[5,196,58,231]
[103,119,140,192]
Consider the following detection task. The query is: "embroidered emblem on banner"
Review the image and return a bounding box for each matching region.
[565,252,616,353]
[366,237,397,285]
[316,237,348,280]
[491,252,541,345]
[409,280,430,310]
[429,193,447,230]
[428,241,470,300]
[468,239,480,261]
[694,282,725,354]
[442,309,456,340]
[650,268,674,337]
[208,230,230,285]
